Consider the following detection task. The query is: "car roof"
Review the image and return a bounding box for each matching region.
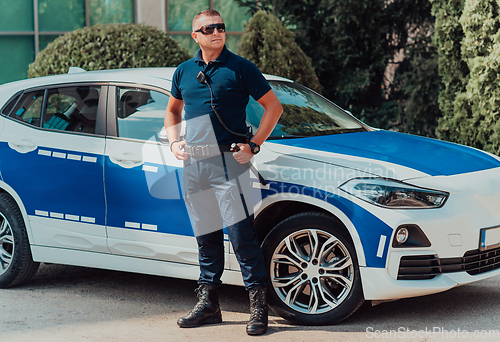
[0,67,292,95]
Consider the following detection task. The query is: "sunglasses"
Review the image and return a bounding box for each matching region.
[195,23,226,35]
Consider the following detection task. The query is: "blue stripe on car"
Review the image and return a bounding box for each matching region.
[0,143,105,225]
[0,139,391,268]
[272,130,500,176]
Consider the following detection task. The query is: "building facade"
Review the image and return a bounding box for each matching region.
[0,0,251,85]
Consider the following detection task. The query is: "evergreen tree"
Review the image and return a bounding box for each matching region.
[237,10,320,92]
[237,0,389,110]
[430,0,470,142]
[432,0,500,154]
[451,0,500,154]
[389,29,441,137]
[237,0,441,137]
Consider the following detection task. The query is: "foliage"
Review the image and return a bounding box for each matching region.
[237,10,320,92]
[430,0,470,142]
[237,0,441,137]
[387,28,441,137]
[432,0,500,155]
[240,1,390,112]
[28,23,191,78]
[452,0,500,154]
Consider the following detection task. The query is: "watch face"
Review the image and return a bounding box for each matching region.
[249,142,260,154]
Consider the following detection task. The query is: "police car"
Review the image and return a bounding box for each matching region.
[1,67,500,325]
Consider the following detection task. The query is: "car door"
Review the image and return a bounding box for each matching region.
[104,84,204,266]
[0,84,108,253]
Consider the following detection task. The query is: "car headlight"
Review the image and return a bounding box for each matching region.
[339,178,448,209]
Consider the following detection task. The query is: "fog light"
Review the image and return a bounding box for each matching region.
[396,227,409,245]
[392,224,431,248]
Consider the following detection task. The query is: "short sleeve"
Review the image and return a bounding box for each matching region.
[242,62,272,102]
[170,67,183,100]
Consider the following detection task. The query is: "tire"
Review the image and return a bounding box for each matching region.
[262,212,364,325]
[0,193,39,288]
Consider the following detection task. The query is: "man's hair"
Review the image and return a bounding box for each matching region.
[192,9,222,31]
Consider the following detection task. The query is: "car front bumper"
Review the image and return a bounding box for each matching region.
[360,260,500,300]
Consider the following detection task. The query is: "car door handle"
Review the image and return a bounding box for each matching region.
[8,139,37,154]
[109,153,143,168]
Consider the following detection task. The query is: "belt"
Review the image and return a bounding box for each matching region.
[184,144,232,158]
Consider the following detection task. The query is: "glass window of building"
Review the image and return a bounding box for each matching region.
[0,0,135,85]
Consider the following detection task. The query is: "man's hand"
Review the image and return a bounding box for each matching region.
[171,141,189,160]
[232,143,253,164]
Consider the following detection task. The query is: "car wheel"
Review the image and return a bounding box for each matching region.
[262,212,364,325]
[0,193,39,288]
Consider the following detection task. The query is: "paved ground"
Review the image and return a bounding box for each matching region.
[2,263,500,341]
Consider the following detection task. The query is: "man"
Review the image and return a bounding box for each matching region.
[164,9,282,336]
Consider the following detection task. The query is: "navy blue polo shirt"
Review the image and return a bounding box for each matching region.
[170,46,271,145]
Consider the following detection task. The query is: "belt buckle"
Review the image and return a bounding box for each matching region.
[188,145,214,157]
[202,145,209,157]
[192,145,208,157]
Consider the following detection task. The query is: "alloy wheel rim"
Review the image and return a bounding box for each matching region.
[0,212,14,275]
[270,228,354,314]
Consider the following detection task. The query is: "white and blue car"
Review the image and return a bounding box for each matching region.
[1,68,500,325]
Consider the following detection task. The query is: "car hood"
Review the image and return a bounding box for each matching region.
[264,130,500,180]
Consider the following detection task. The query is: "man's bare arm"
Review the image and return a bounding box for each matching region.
[164,95,189,160]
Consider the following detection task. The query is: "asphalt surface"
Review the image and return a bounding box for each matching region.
[2,263,500,341]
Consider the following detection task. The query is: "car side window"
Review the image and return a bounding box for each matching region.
[9,91,45,127]
[116,86,170,141]
[43,85,101,134]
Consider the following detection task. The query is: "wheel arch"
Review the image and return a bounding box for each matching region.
[254,194,367,267]
[0,181,34,245]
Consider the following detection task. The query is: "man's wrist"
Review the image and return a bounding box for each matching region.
[170,140,180,152]
[248,141,260,155]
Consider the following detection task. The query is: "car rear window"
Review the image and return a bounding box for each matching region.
[1,93,21,116]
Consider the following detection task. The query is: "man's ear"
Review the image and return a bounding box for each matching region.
[191,32,198,43]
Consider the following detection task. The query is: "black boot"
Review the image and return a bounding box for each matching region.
[246,285,268,335]
[177,284,222,328]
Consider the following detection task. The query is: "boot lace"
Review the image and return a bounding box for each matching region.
[193,286,210,312]
[249,287,267,321]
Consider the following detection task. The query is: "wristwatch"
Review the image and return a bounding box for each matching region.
[248,141,260,155]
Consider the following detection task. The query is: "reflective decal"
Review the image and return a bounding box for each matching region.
[376,235,387,258]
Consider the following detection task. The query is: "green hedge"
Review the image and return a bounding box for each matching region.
[28,23,191,78]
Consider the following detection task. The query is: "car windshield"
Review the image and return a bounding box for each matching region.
[246,81,365,138]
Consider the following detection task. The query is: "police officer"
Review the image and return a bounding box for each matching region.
[164,9,282,336]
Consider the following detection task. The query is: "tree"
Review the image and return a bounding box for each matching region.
[237,10,320,92]
[451,0,500,154]
[432,0,500,155]
[387,1,442,137]
[28,23,191,78]
[237,0,441,137]
[430,0,470,142]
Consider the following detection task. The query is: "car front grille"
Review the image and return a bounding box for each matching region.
[397,246,500,280]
